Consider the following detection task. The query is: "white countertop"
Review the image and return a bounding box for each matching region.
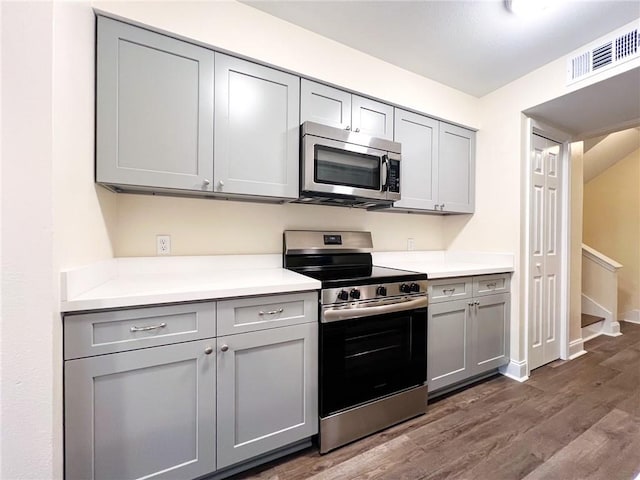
[373,251,514,279]
[60,255,321,313]
[61,251,514,312]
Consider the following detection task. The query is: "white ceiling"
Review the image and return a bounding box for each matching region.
[242,0,640,97]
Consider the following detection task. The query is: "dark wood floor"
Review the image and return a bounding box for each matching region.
[231,321,640,480]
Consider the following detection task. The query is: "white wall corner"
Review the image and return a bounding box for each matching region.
[622,309,640,324]
[499,359,528,382]
[568,338,587,359]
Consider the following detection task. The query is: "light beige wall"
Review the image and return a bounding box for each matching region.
[570,142,584,342]
[1,3,57,478]
[115,194,444,256]
[583,147,640,317]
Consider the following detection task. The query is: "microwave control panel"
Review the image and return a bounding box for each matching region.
[386,160,400,193]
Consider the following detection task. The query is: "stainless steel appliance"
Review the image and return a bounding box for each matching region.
[283,230,428,454]
[298,122,401,208]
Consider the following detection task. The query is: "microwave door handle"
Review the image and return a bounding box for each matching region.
[381,155,389,192]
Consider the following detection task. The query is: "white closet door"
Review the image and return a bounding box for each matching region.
[529,134,563,370]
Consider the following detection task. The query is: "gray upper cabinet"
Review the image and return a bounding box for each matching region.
[65,339,216,480]
[390,109,476,214]
[216,322,318,469]
[438,122,476,213]
[300,79,394,140]
[96,17,214,192]
[300,80,351,130]
[215,53,300,199]
[393,109,439,210]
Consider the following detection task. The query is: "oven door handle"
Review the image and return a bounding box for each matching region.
[323,296,428,323]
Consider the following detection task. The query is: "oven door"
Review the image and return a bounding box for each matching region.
[302,134,389,200]
[319,304,427,418]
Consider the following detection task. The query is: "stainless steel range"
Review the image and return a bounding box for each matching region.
[283,230,428,454]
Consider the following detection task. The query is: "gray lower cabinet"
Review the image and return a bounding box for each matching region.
[216,322,318,469]
[428,299,472,391]
[300,79,394,140]
[64,293,318,479]
[214,54,300,199]
[473,293,510,372]
[64,339,217,480]
[390,108,476,214]
[96,16,214,192]
[428,275,510,394]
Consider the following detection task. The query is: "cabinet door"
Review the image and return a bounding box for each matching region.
[300,79,352,130]
[214,54,300,199]
[216,323,318,469]
[96,17,214,192]
[472,293,510,374]
[351,95,394,140]
[437,122,476,213]
[65,339,216,480]
[393,109,439,210]
[428,299,473,392]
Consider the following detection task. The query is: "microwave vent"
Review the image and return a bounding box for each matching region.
[566,19,639,85]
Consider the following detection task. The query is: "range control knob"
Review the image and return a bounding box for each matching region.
[400,283,412,294]
[350,289,361,299]
[410,283,421,293]
[337,290,349,301]
[376,286,388,296]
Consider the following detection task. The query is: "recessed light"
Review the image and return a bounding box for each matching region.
[505,0,556,17]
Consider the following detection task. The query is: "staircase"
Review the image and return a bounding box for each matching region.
[581,244,623,340]
[581,313,604,328]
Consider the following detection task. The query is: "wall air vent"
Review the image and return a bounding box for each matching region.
[566,19,639,85]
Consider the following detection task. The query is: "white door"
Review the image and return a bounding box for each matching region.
[529,134,563,370]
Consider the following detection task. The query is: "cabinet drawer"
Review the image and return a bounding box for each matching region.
[429,278,472,304]
[473,274,510,297]
[217,292,318,336]
[64,302,216,360]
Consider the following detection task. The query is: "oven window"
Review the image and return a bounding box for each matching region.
[320,308,427,417]
[314,145,381,190]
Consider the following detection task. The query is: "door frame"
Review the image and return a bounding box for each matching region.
[522,117,573,376]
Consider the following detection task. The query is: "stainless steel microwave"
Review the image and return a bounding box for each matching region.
[299,122,401,207]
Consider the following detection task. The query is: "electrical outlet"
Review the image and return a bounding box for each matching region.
[156,235,171,255]
[407,238,415,251]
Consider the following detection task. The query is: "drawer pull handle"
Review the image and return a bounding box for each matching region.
[130,322,167,332]
[486,282,497,288]
[259,308,284,316]
[442,288,456,294]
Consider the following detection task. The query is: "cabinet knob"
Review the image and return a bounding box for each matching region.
[218,180,224,188]
[345,125,351,131]
[355,127,360,133]
[220,344,229,352]
[203,178,210,186]
[204,346,213,355]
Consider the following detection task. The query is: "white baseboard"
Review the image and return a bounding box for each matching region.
[568,338,587,359]
[622,309,640,324]
[499,359,528,382]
